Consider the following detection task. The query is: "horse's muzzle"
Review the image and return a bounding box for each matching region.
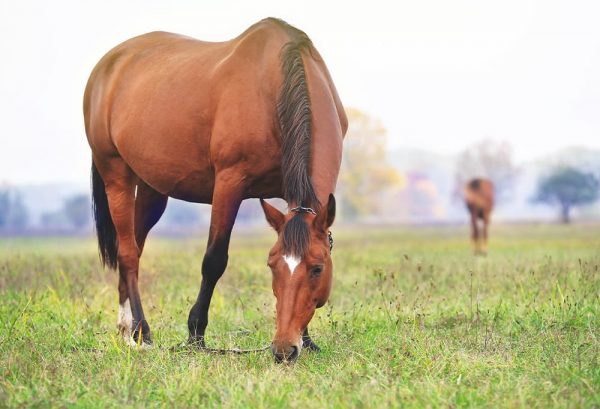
[271,342,300,363]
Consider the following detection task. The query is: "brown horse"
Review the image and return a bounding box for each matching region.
[463,178,494,255]
[83,18,347,363]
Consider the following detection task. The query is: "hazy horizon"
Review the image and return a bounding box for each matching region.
[2,0,600,184]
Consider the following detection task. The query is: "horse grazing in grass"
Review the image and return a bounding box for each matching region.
[464,178,494,255]
[83,18,347,363]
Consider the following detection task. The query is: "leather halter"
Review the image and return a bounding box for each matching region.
[289,206,334,253]
[289,206,317,215]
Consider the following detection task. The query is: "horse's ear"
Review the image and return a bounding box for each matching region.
[260,199,285,232]
[316,194,336,230]
[325,193,336,228]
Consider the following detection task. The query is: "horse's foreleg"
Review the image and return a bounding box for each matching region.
[302,328,320,352]
[188,173,242,347]
[101,160,152,346]
[470,210,480,254]
[481,213,490,255]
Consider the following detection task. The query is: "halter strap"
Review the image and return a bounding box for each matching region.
[289,206,317,215]
[288,206,334,253]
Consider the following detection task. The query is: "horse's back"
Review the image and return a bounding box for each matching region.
[85,19,345,204]
[84,20,297,202]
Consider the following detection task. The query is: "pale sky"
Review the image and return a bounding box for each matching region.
[1,0,599,184]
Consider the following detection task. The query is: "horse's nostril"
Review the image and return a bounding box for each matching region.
[287,345,299,362]
[271,344,281,362]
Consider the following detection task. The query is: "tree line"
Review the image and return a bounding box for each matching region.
[1,108,599,231]
[338,109,599,223]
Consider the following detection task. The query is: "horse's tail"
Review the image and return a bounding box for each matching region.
[91,161,118,269]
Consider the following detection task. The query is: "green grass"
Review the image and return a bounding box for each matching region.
[0,224,598,408]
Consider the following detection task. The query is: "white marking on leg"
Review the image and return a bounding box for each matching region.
[126,336,153,350]
[117,299,152,349]
[117,298,133,340]
[283,255,300,275]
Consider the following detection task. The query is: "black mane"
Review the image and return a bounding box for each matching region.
[273,18,319,257]
[469,178,482,191]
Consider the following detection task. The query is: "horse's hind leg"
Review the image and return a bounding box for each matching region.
[99,158,152,346]
[134,181,168,254]
[117,181,167,340]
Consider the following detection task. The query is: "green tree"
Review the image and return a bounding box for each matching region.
[533,167,599,223]
[338,108,404,220]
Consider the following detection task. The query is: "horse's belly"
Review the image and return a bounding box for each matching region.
[120,142,215,203]
[132,164,215,204]
[167,171,215,203]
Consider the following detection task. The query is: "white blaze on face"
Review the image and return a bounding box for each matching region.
[283,255,301,275]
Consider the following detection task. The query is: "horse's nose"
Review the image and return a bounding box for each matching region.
[271,343,299,363]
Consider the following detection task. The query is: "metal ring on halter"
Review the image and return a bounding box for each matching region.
[289,206,317,215]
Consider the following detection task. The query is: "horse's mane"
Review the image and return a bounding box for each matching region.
[468,178,482,191]
[272,18,319,257]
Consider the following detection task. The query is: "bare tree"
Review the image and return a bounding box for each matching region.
[454,139,517,203]
[0,187,29,230]
[63,194,91,229]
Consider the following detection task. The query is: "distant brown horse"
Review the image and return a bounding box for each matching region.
[464,178,494,255]
[83,18,347,363]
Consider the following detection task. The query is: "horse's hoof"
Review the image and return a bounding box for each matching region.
[118,324,131,341]
[131,320,152,347]
[187,336,206,349]
[302,337,321,352]
[124,336,153,349]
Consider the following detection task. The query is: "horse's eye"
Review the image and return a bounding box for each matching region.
[310,265,323,277]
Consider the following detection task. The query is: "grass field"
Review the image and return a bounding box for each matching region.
[0,224,598,408]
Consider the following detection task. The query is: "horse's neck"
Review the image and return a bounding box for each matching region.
[302,54,345,208]
[309,133,343,207]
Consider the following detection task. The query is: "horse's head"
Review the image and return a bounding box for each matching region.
[260,194,336,363]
